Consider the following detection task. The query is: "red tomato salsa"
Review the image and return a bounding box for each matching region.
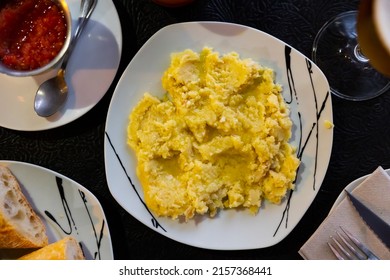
[0,0,68,71]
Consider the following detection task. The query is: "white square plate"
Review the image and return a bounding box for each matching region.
[104,22,333,250]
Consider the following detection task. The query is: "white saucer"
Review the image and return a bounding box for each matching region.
[0,0,122,131]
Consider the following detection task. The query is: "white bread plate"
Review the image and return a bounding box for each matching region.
[0,160,113,259]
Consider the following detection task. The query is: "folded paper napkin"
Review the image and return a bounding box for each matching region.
[299,166,390,260]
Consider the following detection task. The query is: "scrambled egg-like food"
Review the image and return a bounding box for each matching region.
[127,47,300,220]
[324,120,334,129]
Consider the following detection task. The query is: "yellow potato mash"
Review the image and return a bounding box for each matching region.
[127,47,300,220]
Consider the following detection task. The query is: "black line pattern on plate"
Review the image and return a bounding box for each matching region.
[45,177,77,235]
[273,46,330,236]
[44,176,105,259]
[79,189,105,260]
[105,132,167,232]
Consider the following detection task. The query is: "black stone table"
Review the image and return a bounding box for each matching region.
[2,0,390,259]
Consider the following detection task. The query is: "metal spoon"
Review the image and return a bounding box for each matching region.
[34,0,98,117]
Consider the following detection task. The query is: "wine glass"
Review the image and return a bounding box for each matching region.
[312,2,390,101]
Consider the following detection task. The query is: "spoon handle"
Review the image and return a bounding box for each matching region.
[60,0,98,72]
[77,0,98,40]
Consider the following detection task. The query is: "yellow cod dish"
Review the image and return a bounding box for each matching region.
[127,47,300,220]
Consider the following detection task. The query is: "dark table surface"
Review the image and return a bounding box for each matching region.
[2,0,390,260]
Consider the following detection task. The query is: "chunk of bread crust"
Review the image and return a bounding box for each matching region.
[0,165,48,248]
[18,236,85,260]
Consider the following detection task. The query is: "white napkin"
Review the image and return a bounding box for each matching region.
[299,166,390,260]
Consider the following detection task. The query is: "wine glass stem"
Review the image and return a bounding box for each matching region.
[354,44,369,63]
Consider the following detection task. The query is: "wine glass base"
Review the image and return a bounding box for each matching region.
[312,11,390,101]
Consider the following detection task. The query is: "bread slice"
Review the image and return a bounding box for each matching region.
[0,165,48,248]
[18,236,85,260]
